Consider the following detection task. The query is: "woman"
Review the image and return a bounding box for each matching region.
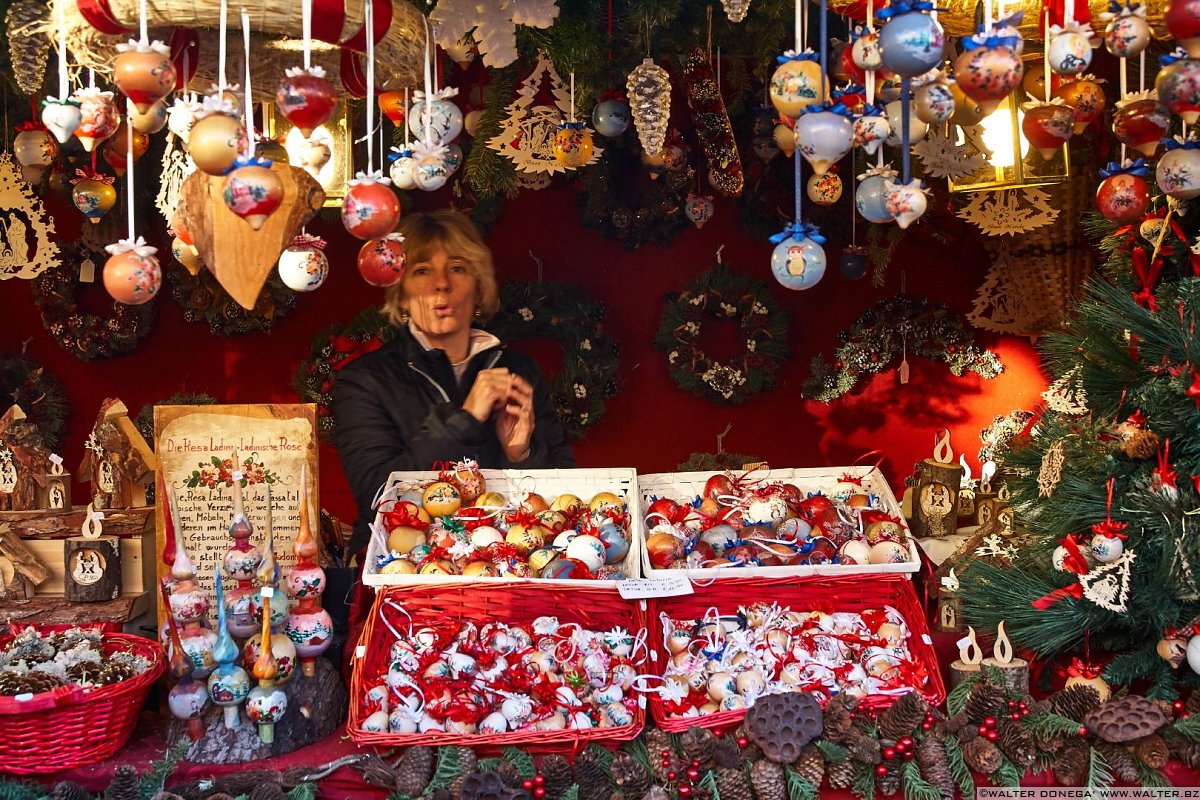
[333,210,575,556]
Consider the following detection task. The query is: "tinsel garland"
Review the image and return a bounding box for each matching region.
[803,294,1004,402]
[655,264,789,405]
[0,353,68,449]
[168,263,297,337]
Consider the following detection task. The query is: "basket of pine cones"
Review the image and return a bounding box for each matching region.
[0,626,164,774]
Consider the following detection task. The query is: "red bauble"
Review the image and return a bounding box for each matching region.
[841,44,867,83]
[222,161,284,230]
[1021,102,1074,159]
[1113,98,1171,157]
[1053,77,1107,133]
[357,237,406,287]
[1095,173,1150,224]
[276,70,338,137]
[103,248,162,305]
[703,474,734,501]
[954,46,1024,103]
[647,498,682,522]
[645,532,683,569]
[1165,0,1200,58]
[342,179,401,240]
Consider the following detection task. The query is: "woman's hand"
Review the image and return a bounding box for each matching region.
[462,368,513,422]
[496,375,535,463]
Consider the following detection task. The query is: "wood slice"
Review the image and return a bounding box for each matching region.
[181,164,324,311]
[910,458,963,538]
[950,660,982,689]
[63,536,122,603]
[982,657,1030,696]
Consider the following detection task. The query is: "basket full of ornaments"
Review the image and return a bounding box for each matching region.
[348,581,649,751]
[638,466,920,581]
[363,462,642,586]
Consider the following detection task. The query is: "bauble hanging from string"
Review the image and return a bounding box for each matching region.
[949,81,995,125]
[222,157,284,231]
[794,104,854,175]
[102,120,150,175]
[357,234,406,287]
[1046,21,1095,76]
[71,170,117,224]
[171,236,204,275]
[378,91,406,125]
[1102,1,1152,57]
[1020,98,1074,158]
[276,66,337,138]
[113,39,177,114]
[770,52,828,117]
[41,98,81,145]
[463,109,484,137]
[258,137,289,164]
[721,0,752,23]
[443,37,477,69]
[914,80,955,123]
[408,90,464,143]
[627,57,672,156]
[277,233,329,292]
[1156,138,1200,200]
[807,171,843,205]
[770,222,827,291]
[856,164,898,223]
[189,101,246,175]
[411,141,451,191]
[389,146,418,189]
[1095,160,1151,224]
[1155,50,1200,124]
[876,2,946,78]
[1113,93,1170,157]
[884,99,928,145]
[954,28,1024,103]
[167,96,202,144]
[130,99,168,134]
[73,88,120,152]
[884,178,930,228]
[1165,0,1200,57]
[592,97,631,137]
[1053,76,1106,133]
[774,122,797,156]
[685,193,715,228]
[12,123,56,174]
[851,26,887,74]
[343,174,401,238]
[298,138,331,174]
[553,123,594,168]
[104,238,161,305]
[1021,59,1057,100]
[444,142,464,176]
[840,246,869,279]
[853,105,890,155]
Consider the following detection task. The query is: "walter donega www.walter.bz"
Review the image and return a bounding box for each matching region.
[976,790,1200,799]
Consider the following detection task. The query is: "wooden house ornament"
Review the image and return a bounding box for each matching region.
[78,399,154,510]
[0,522,52,600]
[63,504,122,602]
[34,456,72,511]
[0,405,54,512]
[909,429,962,538]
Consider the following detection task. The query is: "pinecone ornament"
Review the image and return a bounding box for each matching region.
[715,767,752,800]
[1173,737,1200,770]
[1122,428,1159,459]
[1054,739,1089,785]
[540,754,574,799]
[996,718,1037,769]
[823,694,859,742]
[1094,741,1139,782]
[878,764,901,797]
[714,736,749,769]
[1136,734,1170,769]
[735,724,763,763]
[793,745,825,789]
[1050,685,1102,722]
[962,737,1002,774]
[964,683,1007,726]
[721,0,752,22]
[611,754,651,799]
[917,737,955,800]
[494,761,523,789]
[749,759,785,800]
[681,726,717,766]
[878,691,927,740]
[105,765,142,800]
[1187,690,1200,717]
[827,761,856,791]
[847,729,882,764]
[574,747,612,800]
[626,58,671,157]
[394,746,435,797]
[5,0,49,96]
[51,782,92,800]
[448,747,478,799]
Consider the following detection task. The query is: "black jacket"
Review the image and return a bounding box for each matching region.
[333,325,576,552]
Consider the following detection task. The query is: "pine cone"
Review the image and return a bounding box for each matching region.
[52,782,93,800]
[1122,428,1160,459]
[827,761,856,791]
[1094,742,1139,783]
[611,754,651,799]
[823,694,859,743]
[1187,691,1200,718]
[105,764,142,800]
[448,748,477,799]
[641,788,670,800]
[714,736,749,769]
[1173,737,1200,770]
[749,759,785,800]
[996,718,1037,769]
[962,737,1002,775]
[394,746,435,798]
[715,767,753,800]
[459,771,509,800]
[5,0,49,96]
[644,727,675,767]
[1054,739,1090,785]
[574,748,611,800]
[540,754,574,800]
[735,725,762,763]
[848,730,882,764]
[1136,734,1170,770]
[878,691,927,740]
[356,754,398,789]
[878,764,901,797]
[793,745,825,790]
[1050,685,1102,722]
[494,761,523,790]
[917,737,955,800]
[964,683,1007,726]
[681,726,717,766]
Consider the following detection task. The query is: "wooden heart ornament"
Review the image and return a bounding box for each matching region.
[179,163,324,310]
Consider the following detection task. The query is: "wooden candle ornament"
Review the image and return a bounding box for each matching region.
[910,429,962,538]
[981,620,1030,695]
[936,567,966,633]
[974,460,999,526]
[950,625,984,688]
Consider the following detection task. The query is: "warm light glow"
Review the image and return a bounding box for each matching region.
[265,38,338,53]
[284,124,337,185]
[977,97,1028,169]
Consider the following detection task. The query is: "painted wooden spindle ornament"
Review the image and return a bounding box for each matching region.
[161,580,209,740]
[856,165,898,223]
[1046,21,1094,76]
[129,98,168,134]
[113,39,177,114]
[166,488,218,678]
[876,3,946,78]
[188,105,246,176]
[770,222,827,291]
[853,106,891,156]
[378,90,406,125]
[1053,76,1106,133]
[388,147,418,189]
[276,66,338,138]
[222,461,263,638]
[277,233,329,292]
[770,52,828,118]
[553,123,595,168]
[1095,160,1151,224]
[72,88,120,152]
[1165,0,1200,57]
[1157,139,1200,200]
[1102,1,1152,57]
[71,172,117,224]
[12,124,56,172]
[1113,94,1170,157]
[1156,51,1200,124]
[914,81,956,123]
[208,564,252,729]
[884,178,930,229]
[284,465,334,677]
[407,92,464,143]
[243,504,297,685]
[102,120,149,176]
[246,587,288,744]
[954,29,1024,103]
[222,156,285,231]
[794,104,854,175]
[103,238,161,305]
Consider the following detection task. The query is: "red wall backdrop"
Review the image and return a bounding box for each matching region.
[0,177,1047,524]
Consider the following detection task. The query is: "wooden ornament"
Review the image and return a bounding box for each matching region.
[0,152,61,280]
[34,456,72,510]
[78,398,155,510]
[950,625,984,688]
[981,621,1030,696]
[956,455,976,524]
[979,481,1015,535]
[973,460,999,526]
[0,522,51,600]
[0,405,55,511]
[936,568,966,633]
[180,163,323,311]
[910,429,962,538]
[64,503,122,602]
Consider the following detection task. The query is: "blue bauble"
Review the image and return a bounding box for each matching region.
[771,236,827,291]
[541,558,586,580]
[855,174,895,223]
[840,248,869,280]
[596,523,630,564]
[877,11,946,78]
[592,99,631,137]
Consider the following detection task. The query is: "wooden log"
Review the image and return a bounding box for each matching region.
[910,458,962,538]
[0,592,148,629]
[981,656,1030,696]
[0,523,52,586]
[63,536,122,602]
[950,659,983,689]
[181,164,324,311]
[0,505,152,539]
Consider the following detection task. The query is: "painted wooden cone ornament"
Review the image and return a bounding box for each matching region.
[1156,50,1200,124]
[277,233,329,292]
[358,234,407,287]
[1113,93,1171,156]
[285,465,334,677]
[222,156,285,231]
[794,104,855,176]
[1047,21,1095,76]
[41,98,82,144]
[408,90,464,142]
[1156,137,1200,200]
[388,146,418,189]
[171,236,204,275]
[160,581,209,740]
[242,522,297,685]
[246,587,288,744]
[1166,0,1200,57]
[189,98,247,175]
[168,96,203,144]
[208,565,251,729]
[130,98,168,134]
[1095,159,1151,224]
[276,66,337,138]
[915,80,956,123]
[553,122,595,168]
[685,193,715,228]
[1021,99,1075,158]
[378,91,406,125]
[113,39,177,114]
[885,99,928,145]
[807,171,843,205]
[1053,76,1107,133]
[103,237,162,305]
[856,164,899,223]
[949,81,995,126]
[954,30,1024,103]
[876,2,946,78]
[770,222,827,290]
[102,122,150,176]
[884,178,930,229]
[71,170,117,223]
[854,105,891,155]
[72,88,121,152]
[1102,1,1152,57]
[13,123,56,171]
[771,51,828,118]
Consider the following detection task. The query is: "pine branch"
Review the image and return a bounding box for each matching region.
[138,741,189,799]
[1087,746,1115,790]
[784,766,817,800]
[851,761,876,800]
[815,739,849,764]
[623,735,653,774]
[947,671,983,718]
[503,746,537,780]
[942,737,976,800]
[991,758,1022,788]
[477,758,504,771]
[1169,716,1200,742]
[900,760,940,800]
[0,781,45,800]
[700,770,721,800]
[426,747,464,791]
[585,744,614,772]
[1024,713,1086,740]
[1136,758,1170,788]
[560,787,580,800]
[286,785,317,800]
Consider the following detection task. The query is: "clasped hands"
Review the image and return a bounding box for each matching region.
[462,368,534,463]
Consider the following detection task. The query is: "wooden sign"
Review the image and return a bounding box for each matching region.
[153,404,319,600]
[64,504,122,603]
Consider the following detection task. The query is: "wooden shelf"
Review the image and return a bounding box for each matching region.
[0,591,151,629]
[0,505,153,539]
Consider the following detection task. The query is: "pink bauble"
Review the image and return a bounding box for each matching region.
[1113,98,1170,157]
[357,238,406,287]
[222,162,284,230]
[103,249,162,305]
[342,180,401,239]
[954,45,1024,103]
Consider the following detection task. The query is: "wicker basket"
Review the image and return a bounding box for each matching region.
[0,630,165,774]
[348,581,648,753]
[645,574,945,733]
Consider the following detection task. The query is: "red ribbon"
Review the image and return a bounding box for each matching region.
[1131,247,1163,312]
[340,48,368,97]
[1187,371,1200,409]
[14,121,46,133]
[505,509,541,529]
[71,167,114,185]
[77,0,132,34]
[1065,657,1101,679]
[1155,438,1178,490]
[1090,477,1128,540]
[380,501,429,531]
[1059,536,1090,575]
[1032,582,1084,610]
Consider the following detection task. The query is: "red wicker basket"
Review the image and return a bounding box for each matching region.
[349,581,648,753]
[646,574,945,733]
[0,628,165,774]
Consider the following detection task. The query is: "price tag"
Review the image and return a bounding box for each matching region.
[79,258,95,284]
[616,574,694,600]
[955,635,972,652]
[90,510,105,521]
[921,634,932,645]
[48,453,63,465]
[261,586,274,599]
[232,471,244,481]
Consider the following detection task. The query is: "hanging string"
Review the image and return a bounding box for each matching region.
[716,47,721,91]
[139,0,148,43]
[1119,53,1128,162]
[404,86,410,148]
[88,68,95,90]
[819,0,828,104]
[900,78,912,183]
[218,0,228,95]
[241,8,253,158]
[793,0,803,226]
[607,0,613,62]
[569,72,575,123]
[794,0,803,50]
[422,16,434,147]
[1043,11,1051,103]
[866,0,875,104]
[302,0,312,71]
[365,0,375,172]
[56,0,68,99]
[125,99,135,241]
[645,16,651,58]
[851,147,857,246]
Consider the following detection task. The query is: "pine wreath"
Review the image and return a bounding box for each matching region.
[655,264,789,404]
[30,242,155,361]
[485,281,619,440]
[577,138,694,251]
[0,353,68,449]
[168,262,297,337]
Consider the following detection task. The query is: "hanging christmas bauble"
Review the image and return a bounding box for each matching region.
[1158,632,1188,668]
[40,98,81,144]
[840,245,869,279]
[378,91,406,125]
[412,145,451,191]
[852,30,886,72]
[171,210,194,246]
[101,120,150,176]
[129,98,168,134]
[277,233,329,292]
[769,55,828,118]
[297,138,331,175]
[357,235,406,287]
[884,99,928,145]
[592,98,631,138]
[833,84,868,116]
[103,240,161,305]
[1020,100,1074,158]
[807,171,843,205]
[841,42,867,83]
[1065,672,1111,702]
[954,39,1024,103]
[877,9,946,78]
[1046,23,1094,76]
[408,97,464,143]
[1113,95,1171,157]
[343,175,401,238]
[1166,0,1200,57]
[13,126,56,170]
[389,148,418,189]
[721,0,752,22]
[1186,634,1200,675]
[884,178,928,229]
[188,112,245,175]
[553,123,594,168]
[627,57,672,156]
[1104,6,1152,57]
[1053,76,1107,133]
[770,224,827,290]
[1021,59,1059,101]
[73,88,120,152]
[853,108,890,155]
[1140,216,1164,242]
[258,137,289,164]
[856,167,898,223]
[794,107,854,175]
[444,38,477,68]
[685,193,715,228]
[641,149,667,176]
[222,157,284,231]
[71,176,117,223]
[949,81,996,126]
[444,142,464,176]
[276,66,338,138]
[113,40,177,113]
[1089,533,1124,563]
[877,75,905,103]
[1096,166,1150,224]
[914,81,955,123]
[773,123,797,156]
[167,96,202,144]
[1157,141,1200,200]
[1155,54,1200,124]
[171,236,203,275]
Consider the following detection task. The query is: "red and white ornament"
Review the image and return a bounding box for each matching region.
[954,36,1024,103]
[1020,99,1074,159]
[275,66,338,138]
[222,157,284,231]
[1095,162,1151,224]
[1102,2,1152,57]
[685,193,715,228]
[853,108,890,156]
[357,234,407,287]
[1157,140,1200,200]
[1089,533,1124,563]
[408,90,464,143]
[1166,0,1200,58]
[1053,76,1106,133]
[277,233,329,292]
[1156,52,1200,124]
[112,39,177,114]
[72,88,120,152]
[103,237,161,305]
[342,174,401,239]
[1112,93,1170,156]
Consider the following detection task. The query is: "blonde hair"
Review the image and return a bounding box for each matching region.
[382,210,500,326]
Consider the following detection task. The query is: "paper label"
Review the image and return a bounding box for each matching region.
[48,453,63,465]
[79,258,95,284]
[617,574,695,600]
[955,635,972,651]
[232,471,244,481]
[261,586,274,599]
[90,511,105,520]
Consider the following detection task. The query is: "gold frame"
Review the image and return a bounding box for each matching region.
[262,101,352,208]
[947,96,1071,193]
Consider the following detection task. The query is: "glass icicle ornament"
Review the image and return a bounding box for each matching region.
[627,58,671,157]
[722,0,752,22]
